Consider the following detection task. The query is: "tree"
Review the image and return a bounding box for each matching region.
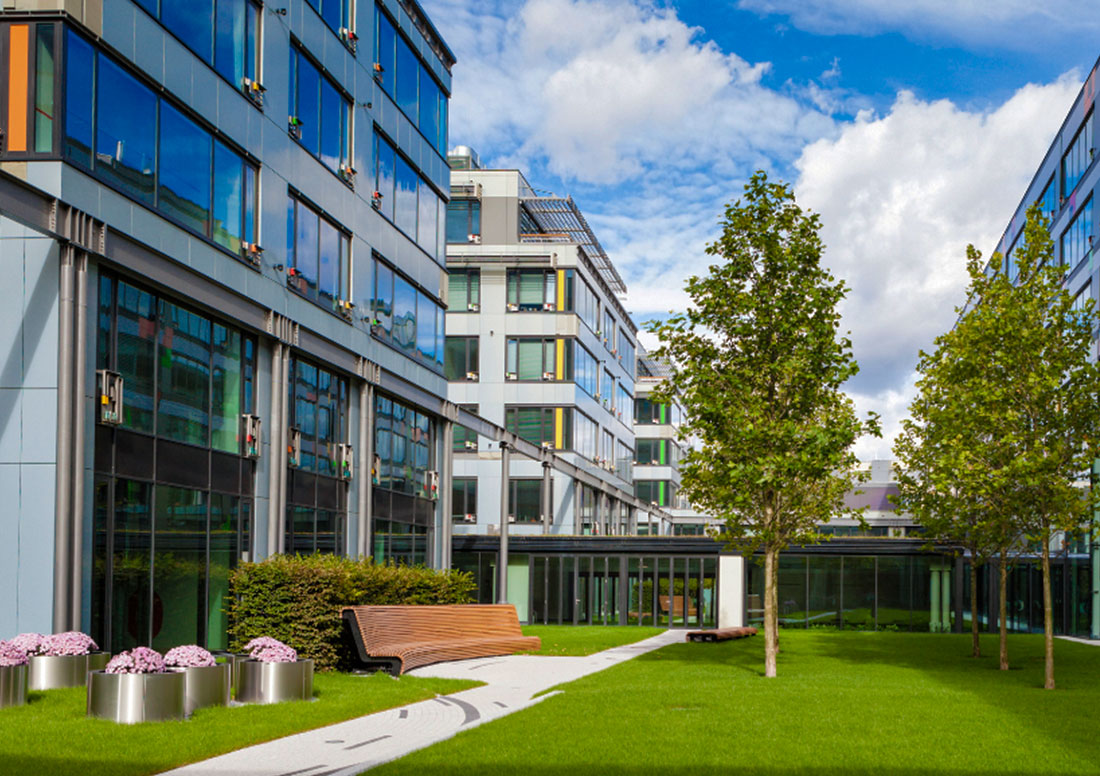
[894,204,1100,687]
[647,171,880,678]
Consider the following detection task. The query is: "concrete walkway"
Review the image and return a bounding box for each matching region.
[1057,635,1100,646]
[159,629,683,776]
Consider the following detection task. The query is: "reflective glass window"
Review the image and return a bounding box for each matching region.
[419,65,439,148]
[291,197,320,299]
[158,101,212,235]
[34,24,55,153]
[63,29,94,166]
[417,181,438,255]
[116,281,157,433]
[163,0,214,63]
[374,133,396,221]
[395,155,419,237]
[294,52,321,157]
[212,140,245,253]
[445,337,478,381]
[373,259,394,339]
[215,0,247,86]
[95,56,157,204]
[447,199,480,243]
[374,5,396,98]
[319,77,344,171]
[157,298,212,446]
[211,323,242,453]
[416,290,437,363]
[1062,111,1094,198]
[152,485,207,651]
[393,275,417,355]
[318,217,342,308]
[448,270,480,311]
[396,35,418,120]
[1061,196,1094,270]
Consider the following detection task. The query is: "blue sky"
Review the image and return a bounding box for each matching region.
[421,0,1098,457]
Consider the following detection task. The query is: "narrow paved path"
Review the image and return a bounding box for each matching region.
[158,629,682,776]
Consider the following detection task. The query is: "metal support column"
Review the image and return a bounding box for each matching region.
[440,420,454,568]
[541,462,552,535]
[52,241,75,633]
[69,250,89,629]
[498,441,511,604]
[276,346,290,553]
[266,341,284,558]
[573,478,583,533]
[357,382,375,559]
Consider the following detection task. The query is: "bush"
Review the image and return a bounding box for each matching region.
[227,555,475,671]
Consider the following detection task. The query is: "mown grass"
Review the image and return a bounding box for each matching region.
[520,625,666,655]
[372,630,1100,775]
[0,671,478,776]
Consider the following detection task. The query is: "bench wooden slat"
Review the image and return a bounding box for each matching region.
[685,627,757,643]
[342,604,541,675]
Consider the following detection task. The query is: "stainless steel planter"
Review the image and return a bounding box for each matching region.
[236,659,314,704]
[0,664,28,708]
[181,663,231,715]
[86,670,186,723]
[28,652,111,690]
[212,652,249,692]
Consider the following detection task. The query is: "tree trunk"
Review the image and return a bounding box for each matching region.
[1041,528,1054,689]
[998,555,1009,671]
[770,549,780,655]
[764,546,778,678]
[970,560,980,658]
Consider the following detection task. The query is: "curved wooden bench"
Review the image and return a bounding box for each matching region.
[342,604,541,675]
[685,626,757,643]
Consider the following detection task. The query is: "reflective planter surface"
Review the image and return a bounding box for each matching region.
[29,652,111,690]
[236,659,314,704]
[0,664,28,708]
[86,670,186,723]
[181,663,231,715]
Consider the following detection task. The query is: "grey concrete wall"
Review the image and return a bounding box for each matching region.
[0,216,59,636]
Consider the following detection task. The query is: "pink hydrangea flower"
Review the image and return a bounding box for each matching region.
[9,633,46,656]
[243,636,286,654]
[105,646,166,674]
[163,645,216,669]
[42,631,98,657]
[252,643,298,663]
[0,640,29,667]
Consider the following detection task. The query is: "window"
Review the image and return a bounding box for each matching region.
[453,404,478,452]
[96,275,256,454]
[5,22,59,156]
[508,479,545,524]
[574,341,598,398]
[506,338,565,381]
[445,337,479,381]
[290,45,351,177]
[373,4,449,155]
[370,256,445,372]
[507,270,557,311]
[1039,174,1057,225]
[574,412,597,460]
[373,130,447,261]
[1062,111,1094,198]
[601,429,614,463]
[1072,283,1091,316]
[287,194,350,311]
[64,31,258,259]
[618,330,636,374]
[561,270,598,331]
[305,0,351,37]
[452,478,477,522]
[447,199,481,243]
[636,480,674,507]
[1061,197,1093,270]
[615,383,633,422]
[601,370,614,407]
[635,398,668,425]
[448,269,480,311]
[505,407,573,450]
[374,395,436,497]
[615,440,633,481]
[602,309,616,349]
[636,439,669,465]
[136,0,261,95]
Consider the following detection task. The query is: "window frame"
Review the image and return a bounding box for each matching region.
[286,190,352,316]
[444,336,479,382]
[289,41,354,183]
[369,254,446,374]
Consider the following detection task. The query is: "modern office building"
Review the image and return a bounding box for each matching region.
[444,146,652,538]
[0,0,463,652]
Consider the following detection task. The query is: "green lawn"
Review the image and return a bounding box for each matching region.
[520,625,666,655]
[0,671,478,776]
[372,630,1100,775]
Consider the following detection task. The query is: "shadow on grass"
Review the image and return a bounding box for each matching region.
[367,763,1053,776]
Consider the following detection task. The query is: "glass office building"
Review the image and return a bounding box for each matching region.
[0,0,457,650]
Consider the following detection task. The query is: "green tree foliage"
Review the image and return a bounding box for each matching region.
[647,171,880,677]
[894,204,1100,687]
[228,555,475,670]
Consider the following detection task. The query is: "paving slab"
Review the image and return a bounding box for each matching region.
[158,629,682,776]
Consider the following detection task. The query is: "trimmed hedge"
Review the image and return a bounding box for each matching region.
[227,555,475,671]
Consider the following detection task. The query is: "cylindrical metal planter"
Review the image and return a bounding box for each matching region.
[0,664,28,708]
[211,652,249,693]
[86,670,186,723]
[236,659,314,704]
[29,652,111,690]
[181,663,231,715]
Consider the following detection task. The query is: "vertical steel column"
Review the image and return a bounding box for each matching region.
[69,249,89,629]
[573,478,582,533]
[362,383,375,560]
[53,240,75,632]
[265,341,284,558]
[276,346,290,553]
[356,382,371,559]
[440,420,454,569]
[541,462,552,535]
[497,441,510,604]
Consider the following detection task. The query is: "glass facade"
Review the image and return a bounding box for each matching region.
[373,131,447,261]
[372,395,437,564]
[1061,196,1094,270]
[286,194,350,311]
[289,45,351,176]
[370,256,445,373]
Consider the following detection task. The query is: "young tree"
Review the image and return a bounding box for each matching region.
[894,205,1100,687]
[647,171,880,678]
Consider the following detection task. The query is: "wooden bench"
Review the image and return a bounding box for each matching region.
[685,626,758,643]
[658,594,698,619]
[342,604,541,675]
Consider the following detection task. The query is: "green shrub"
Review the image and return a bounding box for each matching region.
[227,555,475,671]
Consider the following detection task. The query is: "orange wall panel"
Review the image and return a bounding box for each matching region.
[8,25,29,152]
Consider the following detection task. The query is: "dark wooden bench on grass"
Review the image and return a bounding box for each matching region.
[342,604,541,675]
[685,626,758,643]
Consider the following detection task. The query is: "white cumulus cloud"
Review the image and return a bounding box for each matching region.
[794,77,1081,457]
